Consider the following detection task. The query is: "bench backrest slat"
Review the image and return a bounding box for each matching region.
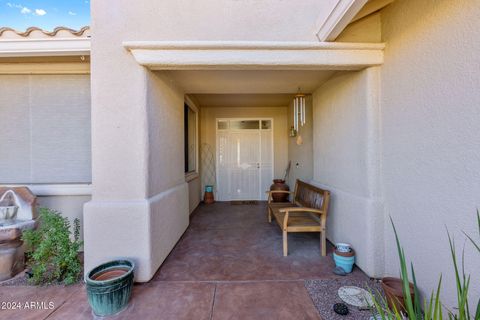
[294,180,330,214]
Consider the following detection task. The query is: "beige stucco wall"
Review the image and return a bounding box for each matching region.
[287,97,313,189]
[84,63,189,280]
[313,0,480,307]
[312,68,383,277]
[94,0,338,42]
[200,106,288,185]
[380,0,480,307]
[337,12,382,43]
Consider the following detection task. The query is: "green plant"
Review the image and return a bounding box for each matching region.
[371,212,480,320]
[22,208,83,285]
[460,210,480,320]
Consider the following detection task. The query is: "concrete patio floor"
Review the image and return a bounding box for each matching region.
[0,202,370,320]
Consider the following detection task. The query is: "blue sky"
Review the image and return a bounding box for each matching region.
[0,0,90,31]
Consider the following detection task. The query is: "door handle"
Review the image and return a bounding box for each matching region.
[257,163,260,169]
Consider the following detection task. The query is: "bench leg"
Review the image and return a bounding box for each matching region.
[268,207,272,223]
[283,230,288,256]
[320,231,326,256]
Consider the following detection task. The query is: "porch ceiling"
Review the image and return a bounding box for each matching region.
[191,94,294,108]
[161,70,336,94]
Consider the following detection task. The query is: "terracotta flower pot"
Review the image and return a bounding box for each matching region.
[204,191,214,204]
[381,277,415,313]
[270,179,290,202]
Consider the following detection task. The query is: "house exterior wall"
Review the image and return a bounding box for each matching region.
[84,54,189,280]
[94,0,338,42]
[87,0,346,281]
[336,12,382,43]
[312,68,383,277]
[287,97,314,188]
[380,0,480,307]
[313,0,480,307]
[86,0,480,293]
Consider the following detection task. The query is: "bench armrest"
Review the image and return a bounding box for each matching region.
[279,207,326,229]
[279,207,325,215]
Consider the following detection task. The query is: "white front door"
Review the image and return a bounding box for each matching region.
[216,119,273,201]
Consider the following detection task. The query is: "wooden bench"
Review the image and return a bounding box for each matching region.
[266,180,330,256]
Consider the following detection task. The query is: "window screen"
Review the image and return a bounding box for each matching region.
[0,74,91,183]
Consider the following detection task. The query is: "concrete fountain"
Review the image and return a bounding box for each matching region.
[0,187,37,281]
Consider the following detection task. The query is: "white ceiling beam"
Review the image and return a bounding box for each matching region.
[123,41,385,71]
[316,0,369,42]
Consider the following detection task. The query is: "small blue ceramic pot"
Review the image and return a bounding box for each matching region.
[333,253,355,273]
[205,185,214,193]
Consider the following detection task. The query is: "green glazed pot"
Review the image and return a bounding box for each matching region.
[85,259,135,317]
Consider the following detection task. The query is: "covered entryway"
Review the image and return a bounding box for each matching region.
[84,40,385,282]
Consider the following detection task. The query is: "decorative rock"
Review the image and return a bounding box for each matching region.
[0,187,37,281]
[333,303,349,316]
[333,266,347,276]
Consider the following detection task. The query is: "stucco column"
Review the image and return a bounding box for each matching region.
[83,41,189,281]
[312,66,384,278]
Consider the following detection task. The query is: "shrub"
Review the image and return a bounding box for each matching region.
[22,208,83,285]
[371,211,480,320]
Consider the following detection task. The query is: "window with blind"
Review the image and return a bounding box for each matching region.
[0,74,91,184]
[184,103,197,174]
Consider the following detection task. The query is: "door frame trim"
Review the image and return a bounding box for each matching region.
[215,117,274,201]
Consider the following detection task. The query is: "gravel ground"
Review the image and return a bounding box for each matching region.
[305,277,384,320]
[0,271,31,286]
[0,270,84,287]
[0,253,84,287]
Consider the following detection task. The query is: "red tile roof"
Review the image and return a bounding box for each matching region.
[0,26,90,38]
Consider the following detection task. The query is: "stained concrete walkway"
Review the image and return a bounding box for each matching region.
[0,202,368,320]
